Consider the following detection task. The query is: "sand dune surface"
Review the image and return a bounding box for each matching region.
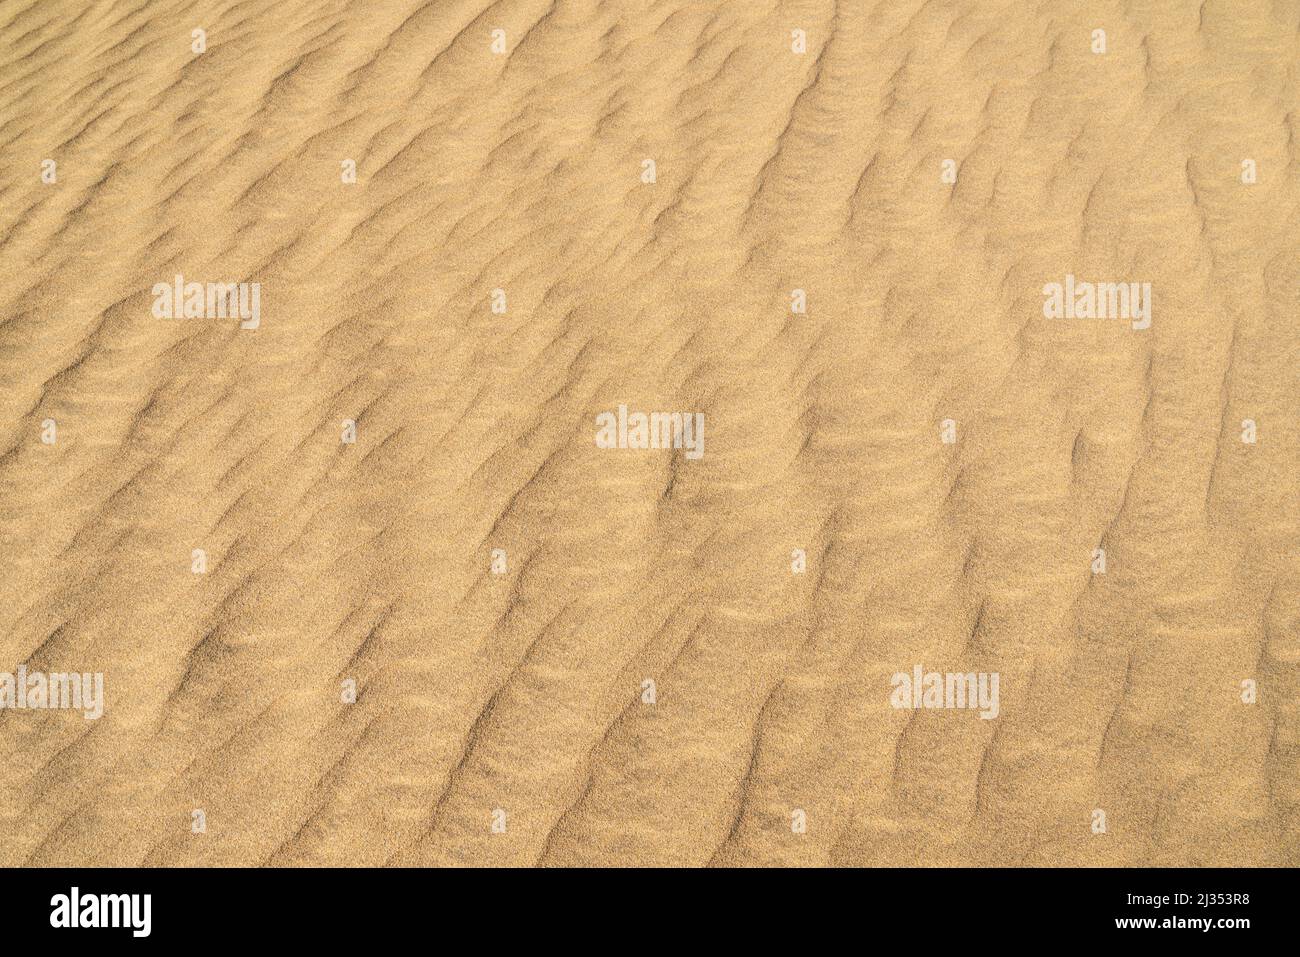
[0,0,1297,867]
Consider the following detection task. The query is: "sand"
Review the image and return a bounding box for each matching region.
[0,0,1296,867]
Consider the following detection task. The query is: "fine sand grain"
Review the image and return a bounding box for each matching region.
[0,0,1297,867]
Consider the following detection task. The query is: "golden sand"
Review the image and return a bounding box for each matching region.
[0,0,1296,866]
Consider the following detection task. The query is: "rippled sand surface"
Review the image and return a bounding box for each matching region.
[0,0,1296,866]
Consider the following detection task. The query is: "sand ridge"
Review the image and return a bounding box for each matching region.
[0,0,1297,866]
